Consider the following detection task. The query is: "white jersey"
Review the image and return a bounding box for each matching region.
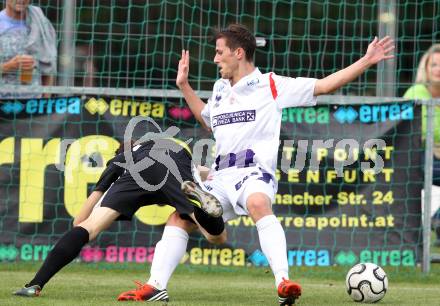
[201,68,317,180]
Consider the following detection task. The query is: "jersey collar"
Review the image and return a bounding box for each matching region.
[228,68,262,89]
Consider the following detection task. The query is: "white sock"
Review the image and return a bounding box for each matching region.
[147,226,189,290]
[256,215,289,287]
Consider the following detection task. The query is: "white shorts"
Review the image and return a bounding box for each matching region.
[201,166,276,221]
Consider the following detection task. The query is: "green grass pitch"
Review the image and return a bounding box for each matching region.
[1,262,439,306]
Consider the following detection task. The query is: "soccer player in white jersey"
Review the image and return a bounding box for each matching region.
[177,24,394,305]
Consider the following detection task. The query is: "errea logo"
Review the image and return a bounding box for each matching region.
[84,97,165,118]
[282,107,330,124]
[248,249,330,266]
[333,103,414,124]
[85,98,108,115]
[0,97,80,115]
[333,106,358,124]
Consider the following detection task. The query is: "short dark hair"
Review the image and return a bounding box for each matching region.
[214,24,256,62]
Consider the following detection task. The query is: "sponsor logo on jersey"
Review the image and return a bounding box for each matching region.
[246,77,260,87]
[212,110,256,127]
[215,83,226,92]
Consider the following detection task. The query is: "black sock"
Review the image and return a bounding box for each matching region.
[28,226,89,289]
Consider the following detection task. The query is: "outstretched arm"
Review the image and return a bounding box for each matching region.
[314,36,395,96]
[176,50,210,130]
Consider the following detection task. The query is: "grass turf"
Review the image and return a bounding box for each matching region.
[1,262,439,306]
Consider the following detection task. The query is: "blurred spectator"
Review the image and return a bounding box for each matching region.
[74,45,96,87]
[0,0,57,99]
[404,44,440,246]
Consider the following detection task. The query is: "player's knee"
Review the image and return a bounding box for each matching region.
[166,212,197,233]
[77,207,119,240]
[77,220,98,240]
[246,193,272,217]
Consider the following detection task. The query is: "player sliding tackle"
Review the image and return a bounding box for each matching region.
[177,24,394,306]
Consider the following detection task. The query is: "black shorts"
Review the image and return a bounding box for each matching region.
[94,154,126,192]
[100,142,195,220]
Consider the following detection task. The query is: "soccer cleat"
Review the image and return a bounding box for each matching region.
[117,281,169,302]
[278,278,302,306]
[13,284,41,297]
[181,181,223,218]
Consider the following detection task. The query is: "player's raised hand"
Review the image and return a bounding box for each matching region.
[176,50,190,89]
[364,36,395,65]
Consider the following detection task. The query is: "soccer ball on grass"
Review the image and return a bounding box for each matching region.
[345,263,388,303]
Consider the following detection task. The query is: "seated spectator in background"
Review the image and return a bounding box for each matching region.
[0,0,57,99]
[404,44,440,246]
